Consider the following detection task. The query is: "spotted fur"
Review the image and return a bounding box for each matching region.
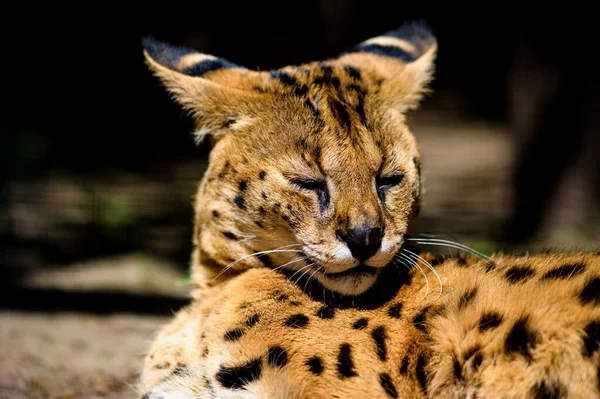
[140,252,600,398]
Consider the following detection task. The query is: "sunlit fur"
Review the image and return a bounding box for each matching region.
[140,251,600,398]
[144,22,436,295]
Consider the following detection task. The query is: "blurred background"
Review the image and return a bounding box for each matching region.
[1,4,598,398]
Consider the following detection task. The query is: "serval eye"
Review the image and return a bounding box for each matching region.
[290,178,327,192]
[290,178,329,212]
[377,174,405,189]
[376,173,405,201]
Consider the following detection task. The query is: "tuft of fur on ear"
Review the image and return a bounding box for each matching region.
[337,20,437,111]
[142,37,267,141]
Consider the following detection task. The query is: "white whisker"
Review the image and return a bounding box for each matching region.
[401,249,443,298]
[260,256,308,278]
[294,264,315,285]
[287,264,313,284]
[304,266,322,292]
[213,246,304,280]
[395,252,429,298]
[406,238,490,260]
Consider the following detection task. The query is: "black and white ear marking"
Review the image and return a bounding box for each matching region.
[338,20,437,111]
[347,21,436,62]
[142,36,244,78]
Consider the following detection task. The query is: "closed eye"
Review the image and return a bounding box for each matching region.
[377,174,405,190]
[289,178,329,212]
[376,173,405,202]
[290,178,327,192]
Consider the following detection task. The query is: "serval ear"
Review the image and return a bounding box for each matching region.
[142,37,269,142]
[337,20,437,112]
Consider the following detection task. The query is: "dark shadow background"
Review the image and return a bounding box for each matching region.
[1,4,599,312]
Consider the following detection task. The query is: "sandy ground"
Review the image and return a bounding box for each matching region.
[0,312,167,399]
[1,254,188,398]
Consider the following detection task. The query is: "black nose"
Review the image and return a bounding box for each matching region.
[337,227,383,262]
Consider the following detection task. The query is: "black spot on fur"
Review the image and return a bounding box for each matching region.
[530,380,567,399]
[233,195,246,210]
[153,362,169,370]
[281,214,299,230]
[238,180,248,191]
[583,321,600,357]
[428,304,447,319]
[344,65,362,81]
[285,314,309,328]
[353,318,368,330]
[172,363,187,376]
[307,356,324,375]
[328,97,351,130]
[254,221,263,228]
[458,287,478,309]
[427,256,445,267]
[337,343,358,378]
[456,255,469,267]
[203,375,214,393]
[222,231,238,240]
[277,294,289,302]
[484,261,496,273]
[258,206,267,215]
[355,93,367,127]
[452,355,462,380]
[271,70,298,87]
[415,354,427,393]
[261,192,268,200]
[245,314,260,327]
[317,305,335,319]
[372,326,387,361]
[215,358,262,389]
[211,210,220,218]
[379,372,398,398]
[259,171,267,180]
[320,64,333,76]
[542,263,586,279]
[478,312,503,331]
[505,265,535,283]
[387,303,402,319]
[471,352,483,372]
[202,346,209,358]
[289,300,302,306]
[413,306,430,333]
[399,355,409,374]
[224,328,245,341]
[267,346,288,368]
[293,84,309,97]
[580,278,600,305]
[505,316,538,360]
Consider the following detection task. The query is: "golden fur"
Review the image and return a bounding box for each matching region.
[140,252,600,398]
[139,22,600,398]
